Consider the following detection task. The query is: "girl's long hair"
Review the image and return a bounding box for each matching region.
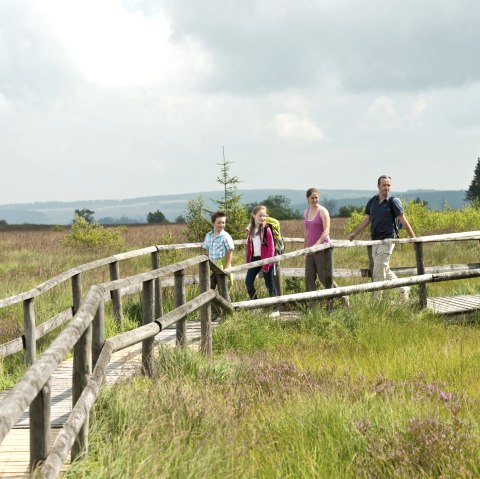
[249,205,267,237]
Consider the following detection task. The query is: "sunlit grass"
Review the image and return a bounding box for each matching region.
[66,304,480,478]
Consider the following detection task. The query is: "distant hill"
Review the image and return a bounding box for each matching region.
[0,189,467,225]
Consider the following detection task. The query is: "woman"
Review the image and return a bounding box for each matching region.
[304,188,349,305]
[245,205,277,300]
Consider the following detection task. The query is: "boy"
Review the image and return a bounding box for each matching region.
[202,212,235,318]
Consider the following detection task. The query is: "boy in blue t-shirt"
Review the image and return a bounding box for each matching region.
[202,212,235,318]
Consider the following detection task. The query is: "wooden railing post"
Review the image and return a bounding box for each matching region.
[109,261,123,327]
[217,273,231,306]
[151,250,163,319]
[324,248,334,311]
[29,381,51,473]
[415,242,427,308]
[367,246,374,278]
[92,299,105,369]
[142,279,155,376]
[274,262,283,296]
[23,298,36,366]
[25,293,51,473]
[174,269,187,346]
[199,260,212,357]
[71,273,92,462]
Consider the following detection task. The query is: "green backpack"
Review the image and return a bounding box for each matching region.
[262,216,285,255]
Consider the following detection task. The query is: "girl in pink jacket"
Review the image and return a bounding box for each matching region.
[245,205,277,299]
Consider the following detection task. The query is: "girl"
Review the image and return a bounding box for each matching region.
[245,205,277,299]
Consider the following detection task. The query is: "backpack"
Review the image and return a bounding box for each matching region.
[262,216,285,255]
[387,197,403,238]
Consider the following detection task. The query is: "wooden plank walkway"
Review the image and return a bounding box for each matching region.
[427,295,480,316]
[0,321,204,478]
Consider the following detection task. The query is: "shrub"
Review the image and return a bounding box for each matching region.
[345,201,480,237]
[185,195,211,242]
[62,214,125,249]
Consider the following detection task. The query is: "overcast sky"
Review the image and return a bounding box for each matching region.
[1,0,479,204]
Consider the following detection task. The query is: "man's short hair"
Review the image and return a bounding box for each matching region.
[211,211,227,223]
[377,175,391,186]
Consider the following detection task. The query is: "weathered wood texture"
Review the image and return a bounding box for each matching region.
[232,269,480,310]
[1,232,478,308]
[427,295,480,315]
[0,322,210,479]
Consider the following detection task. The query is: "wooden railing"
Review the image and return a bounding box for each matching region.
[0,255,234,478]
[0,240,244,361]
[2,232,480,361]
[1,231,480,477]
[226,231,480,309]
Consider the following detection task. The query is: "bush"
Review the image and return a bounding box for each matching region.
[185,195,211,242]
[345,201,480,236]
[62,214,126,249]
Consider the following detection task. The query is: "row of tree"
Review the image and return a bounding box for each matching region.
[72,156,480,236]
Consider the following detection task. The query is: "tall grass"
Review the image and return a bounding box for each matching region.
[66,304,480,478]
[1,219,480,475]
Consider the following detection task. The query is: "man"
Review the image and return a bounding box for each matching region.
[347,175,415,300]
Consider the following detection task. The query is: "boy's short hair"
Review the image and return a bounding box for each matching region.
[211,211,227,223]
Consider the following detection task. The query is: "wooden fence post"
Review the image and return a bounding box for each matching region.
[174,269,187,346]
[71,273,92,462]
[415,242,427,308]
[199,260,212,357]
[274,263,283,297]
[29,381,51,473]
[151,250,163,319]
[23,298,35,366]
[217,273,231,305]
[367,246,374,278]
[92,299,105,369]
[109,261,123,327]
[142,279,155,376]
[26,292,50,472]
[324,248,334,311]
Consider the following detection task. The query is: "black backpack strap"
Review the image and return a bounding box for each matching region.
[387,197,399,238]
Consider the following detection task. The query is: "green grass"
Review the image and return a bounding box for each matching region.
[1,222,480,476]
[65,303,480,478]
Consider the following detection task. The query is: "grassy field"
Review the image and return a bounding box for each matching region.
[1,219,480,477]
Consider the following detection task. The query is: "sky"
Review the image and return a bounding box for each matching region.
[1,0,479,204]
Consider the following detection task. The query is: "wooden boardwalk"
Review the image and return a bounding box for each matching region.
[0,322,204,478]
[427,295,480,316]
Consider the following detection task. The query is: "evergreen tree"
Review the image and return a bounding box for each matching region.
[210,147,248,239]
[466,157,480,203]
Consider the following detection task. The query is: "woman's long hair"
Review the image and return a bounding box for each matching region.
[249,205,267,237]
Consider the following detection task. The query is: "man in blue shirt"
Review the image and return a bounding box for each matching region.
[347,175,416,300]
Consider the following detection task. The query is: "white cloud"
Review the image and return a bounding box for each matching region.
[0,92,11,115]
[31,0,211,88]
[273,113,324,141]
[359,96,399,129]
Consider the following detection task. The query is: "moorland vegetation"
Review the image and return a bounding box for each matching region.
[1,203,480,477]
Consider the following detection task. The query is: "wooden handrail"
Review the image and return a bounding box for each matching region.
[232,268,480,310]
